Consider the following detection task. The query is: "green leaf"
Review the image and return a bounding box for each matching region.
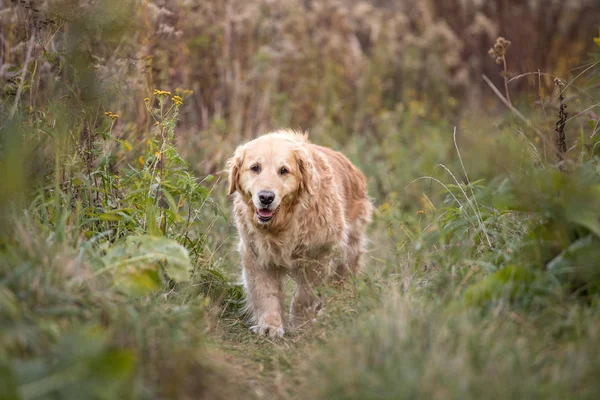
[565,185,600,238]
[547,235,600,290]
[101,235,192,297]
[114,268,162,297]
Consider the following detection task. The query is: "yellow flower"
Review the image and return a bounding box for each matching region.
[144,97,150,102]
[153,89,172,97]
[594,33,600,47]
[416,210,425,216]
[176,88,194,97]
[123,140,133,152]
[154,151,162,160]
[104,111,119,120]
[138,156,145,166]
[172,95,183,106]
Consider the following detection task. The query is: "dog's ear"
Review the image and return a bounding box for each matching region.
[295,146,317,195]
[227,147,244,195]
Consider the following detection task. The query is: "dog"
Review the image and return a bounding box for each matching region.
[227,130,373,337]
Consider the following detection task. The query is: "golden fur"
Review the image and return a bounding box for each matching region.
[227,130,373,337]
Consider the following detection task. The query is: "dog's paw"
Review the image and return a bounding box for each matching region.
[250,313,285,338]
[250,323,285,338]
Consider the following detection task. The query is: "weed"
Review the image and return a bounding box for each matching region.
[1,2,600,399]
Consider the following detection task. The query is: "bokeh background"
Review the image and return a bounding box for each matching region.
[1,1,600,399]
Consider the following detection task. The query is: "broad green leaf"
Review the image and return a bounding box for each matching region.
[565,185,600,238]
[102,235,192,297]
[547,235,600,290]
[114,268,162,298]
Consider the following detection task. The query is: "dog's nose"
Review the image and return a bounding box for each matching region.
[258,191,275,205]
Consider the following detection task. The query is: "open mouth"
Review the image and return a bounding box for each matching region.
[256,207,278,223]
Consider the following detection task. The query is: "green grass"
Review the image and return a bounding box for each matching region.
[2,2,600,399]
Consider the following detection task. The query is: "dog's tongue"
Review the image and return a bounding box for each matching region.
[257,208,274,218]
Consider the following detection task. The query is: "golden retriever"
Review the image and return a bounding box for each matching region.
[227,129,373,337]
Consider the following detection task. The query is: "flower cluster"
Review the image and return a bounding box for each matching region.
[104,111,120,120]
[488,37,511,64]
[175,88,194,97]
[172,95,183,106]
[153,89,172,97]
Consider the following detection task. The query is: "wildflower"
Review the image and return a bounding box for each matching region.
[416,210,425,216]
[172,95,183,106]
[104,111,120,120]
[144,97,150,103]
[123,140,133,152]
[175,88,194,97]
[594,31,600,46]
[154,151,162,160]
[138,156,145,166]
[153,89,172,97]
[488,37,511,64]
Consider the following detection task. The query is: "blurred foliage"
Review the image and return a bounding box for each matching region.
[1,0,600,399]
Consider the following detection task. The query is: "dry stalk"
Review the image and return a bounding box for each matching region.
[554,78,568,168]
[488,37,512,106]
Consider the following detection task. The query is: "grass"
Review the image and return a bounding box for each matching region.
[2,1,600,399]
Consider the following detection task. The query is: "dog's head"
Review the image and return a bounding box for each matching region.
[227,131,315,227]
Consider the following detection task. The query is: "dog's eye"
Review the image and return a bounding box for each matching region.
[250,164,261,173]
[280,167,289,175]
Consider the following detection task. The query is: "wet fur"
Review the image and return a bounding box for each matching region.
[227,130,373,337]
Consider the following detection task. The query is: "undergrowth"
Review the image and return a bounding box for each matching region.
[1,1,600,399]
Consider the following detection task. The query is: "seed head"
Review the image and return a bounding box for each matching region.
[488,37,511,64]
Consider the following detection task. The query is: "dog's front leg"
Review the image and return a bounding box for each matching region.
[241,249,285,338]
[289,259,327,329]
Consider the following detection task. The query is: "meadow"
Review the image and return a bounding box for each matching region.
[1,1,600,399]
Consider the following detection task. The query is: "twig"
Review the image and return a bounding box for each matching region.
[502,56,511,106]
[537,69,548,162]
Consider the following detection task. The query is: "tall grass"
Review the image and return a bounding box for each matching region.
[1,0,600,399]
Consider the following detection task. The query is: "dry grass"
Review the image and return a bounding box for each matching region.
[1,1,600,399]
